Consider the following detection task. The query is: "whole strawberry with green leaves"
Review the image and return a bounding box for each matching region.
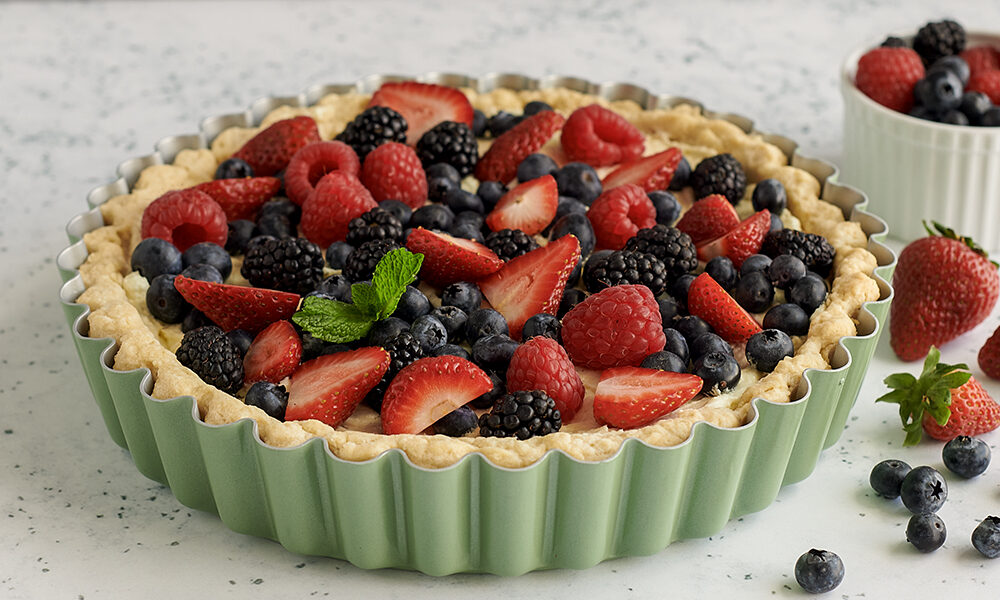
[889,222,999,362]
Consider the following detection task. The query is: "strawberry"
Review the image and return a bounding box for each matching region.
[855,46,925,113]
[140,188,228,252]
[686,272,762,343]
[877,347,1000,444]
[192,177,282,221]
[601,147,682,192]
[475,110,566,184]
[980,324,1000,380]
[593,367,703,429]
[284,141,361,206]
[478,234,580,341]
[561,284,665,369]
[484,174,558,235]
[506,336,585,421]
[299,171,377,247]
[405,227,503,286]
[380,356,492,434]
[367,81,474,145]
[285,347,390,428]
[587,184,658,251]
[243,320,303,384]
[560,104,644,167]
[360,142,428,209]
[696,209,770,268]
[968,70,1000,105]
[675,194,741,245]
[232,115,321,176]
[890,222,1000,362]
[960,46,1000,76]
[173,275,301,332]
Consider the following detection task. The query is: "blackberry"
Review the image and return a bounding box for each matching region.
[760,229,836,277]
[415,121,478,177]
[241,237,325,295]
[690,153,747,205]
[335,105,408,161]
[484,228,539,262]
[383,330,425,376]
[175,326,244,395]
[345,207,403,246]
[583,250,669,297]
[913,19,966,67]
[478,390,562,440]
[342,239,401,282]
[623,224,697,279]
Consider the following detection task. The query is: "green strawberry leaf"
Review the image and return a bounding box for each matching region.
[883,372,916,390]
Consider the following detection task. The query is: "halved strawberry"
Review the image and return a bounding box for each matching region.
[675,194,741,245]
[193,177,282,221]
[405,227,504,286]
[243,320,302,384]
[484,175,558,235]
[367,82,474,145]
[601,147,682,192]
[686,272,762,343]
[593,367,703,429]
[475,110,566,184]
[696,209,771,268]
[380,356,492,434]
[477,234,581,340]
[232,116,321,176]
[285,347,390,428]
[174,275,301,332]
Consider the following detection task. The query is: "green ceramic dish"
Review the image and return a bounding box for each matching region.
[57,73,895,576]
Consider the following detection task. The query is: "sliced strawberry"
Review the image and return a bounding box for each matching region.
[696,209,771,268]
[405,228,504,286]
[601,147,682,192]
[506,336,585,421]
[284,141,361,206]
[560,104,645,167]
[478,234,581,340]
[675,194,741,245]
[192,177,281,221]
[367,82,474,145]
[475,110,566,184]
[593,367,703,429]
[380,356,492,434]
[232,116,321,176]
[484,175,558,235]
[285,347,390,428]
[243,320,302,384]
[686,272,762,343]
[174,275,301,332]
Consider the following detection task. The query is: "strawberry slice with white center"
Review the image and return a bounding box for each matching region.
[676,194,741,245]
[696,209,771,268]
[686,272,762,343]
[173,275,301,332]
[593,367,703,429]
[601,147,682,192]
[484,174,558,236]
[405,227,504,286]
[367,81,474,145]
[477,234,581,340]
[243,320,303,384]
[285,347,390,428]
[380,356,493,434]
[193,177,282,221]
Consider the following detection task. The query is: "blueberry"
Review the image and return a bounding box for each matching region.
[392,286,431,322]
[378,199,413,227]
[427,176,457,202]
[558,288,587,318]
[441,281,483,314]
[929,55,970,87]
[640,351,687,373]
[751,178,787,214]
[214,157,254,180]
[690,332,733,360]
[471,109,488,137]
[909,104,938,121]
[182,242,232,280]
[762,303,810,336]
[445,188,484,215]
[906,513,947,553]
[180,263,224,284]
[449,221,485,243]
[410,314,448,353]
[554,162,602,205]
[314,274,351,302]
[430,343,472,361]
[983,107,1000,127]
[733,271,775,313]
[465,308,509,343]
[899,465,947,515]
[410,204,454,231]
[425,162,461,184]
[789,272,828,314]
[325,241,354,270]
[244,382,288,420]
[259,197,301,226]
[914,69,963,113]
[146,274,189,323]
[432,405,478,436]
[225,329,254,358]
[523,100,553,116]
[548,196,589,230]
[869,459,912,499]
[131,237,183,281]
[768,254,807,290]
[476,181,507,212]
[549,212,596,258]
[942,435,991,478]
[257,212,294,238]
[648,190,681,226]
[940,109,970,125]
[669,274,696,310]
[299,329,344,361]
[453,210,485,231]
[487,111,520,137]
[472,334,519,372]
[972,516,1000,558]
[225,220,258,255]
[794,549,844,594]
[181,309,214,333]
[740,254,771,277]
[430,305,468,342]
[522,313,561,342]
[959,92,992,125]
[668,156,691,191]
[657,296,682,324]
[693,351,740,396]
[745,329,793,372]
[367,317,410,347]
[517,153,558,182]
[769,212,783,233]
[662,328,690,364]
[705,256,737,291]
[673,315,714,346]
[470,369,506,409]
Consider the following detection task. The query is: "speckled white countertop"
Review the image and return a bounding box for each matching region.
[4,0,1000,597]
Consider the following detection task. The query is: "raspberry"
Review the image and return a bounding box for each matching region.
[561,104,644,167]
[141,188,228,252]
[300,171,377,247]
[284,141,360,206]
[586,184,657,250]
[506,336,585,422]
[561,284,666,370]
[359,142,428,209]
[334,105,408,161]
[232,116,321,177]
[960,46,1000,76]
[475,110,565,184]
[968,71,1000,105]
[855,47,925,113]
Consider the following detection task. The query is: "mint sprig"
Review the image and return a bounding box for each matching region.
[292,248,424,343]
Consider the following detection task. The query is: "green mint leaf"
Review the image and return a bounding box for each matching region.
[291,296,374,343]
[350,282,380,318]
[372,248,424,319]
